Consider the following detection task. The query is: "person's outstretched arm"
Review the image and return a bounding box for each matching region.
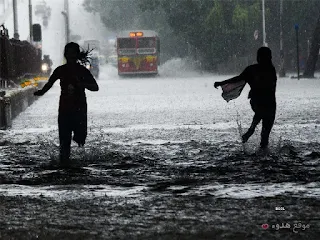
[214,76,241,88]
[34,68,59,96]
[214,67,250,88]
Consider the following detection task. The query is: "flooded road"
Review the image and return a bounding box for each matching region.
[0,64,320,239]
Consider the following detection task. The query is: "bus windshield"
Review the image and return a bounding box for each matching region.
[138,38,155,48]
[118,38,136,49]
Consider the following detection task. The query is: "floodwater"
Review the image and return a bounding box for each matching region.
[0,62,319,239]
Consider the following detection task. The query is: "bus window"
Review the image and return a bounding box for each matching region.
[118,38,136,49]
[138,38,155,48]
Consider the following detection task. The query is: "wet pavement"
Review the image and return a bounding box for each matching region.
[0,64,319,239]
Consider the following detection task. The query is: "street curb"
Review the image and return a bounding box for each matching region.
[0,81,46,130]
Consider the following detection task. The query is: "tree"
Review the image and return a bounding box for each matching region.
[82,0,320,71]
[83,0,141,31]
[303,13,320,78]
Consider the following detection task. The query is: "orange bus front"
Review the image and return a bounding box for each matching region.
[117,35,159,75]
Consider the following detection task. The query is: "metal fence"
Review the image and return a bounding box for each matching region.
[0,24,41,86]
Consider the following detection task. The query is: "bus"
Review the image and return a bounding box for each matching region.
[116,30,160,76]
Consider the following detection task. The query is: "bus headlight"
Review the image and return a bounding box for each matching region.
[41,63,48,72]
[86,64,91,70]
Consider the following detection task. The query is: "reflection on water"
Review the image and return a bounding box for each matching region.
[0,127,319,192]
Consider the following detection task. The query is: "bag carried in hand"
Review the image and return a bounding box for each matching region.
[221,80,246,102]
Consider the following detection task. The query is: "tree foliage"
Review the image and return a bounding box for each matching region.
[83,0,320,71]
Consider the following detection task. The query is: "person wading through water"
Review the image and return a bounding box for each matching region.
[214,47,277,149]
[34,42,99,164]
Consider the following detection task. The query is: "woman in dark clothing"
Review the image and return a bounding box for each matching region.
[214,47,277,149]
[34,42,99,163]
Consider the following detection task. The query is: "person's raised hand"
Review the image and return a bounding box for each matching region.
[214,82,220,89]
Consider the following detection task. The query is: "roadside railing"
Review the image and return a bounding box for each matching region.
[0,24,42,87]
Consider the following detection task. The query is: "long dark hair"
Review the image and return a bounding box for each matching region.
[64,42,94,65]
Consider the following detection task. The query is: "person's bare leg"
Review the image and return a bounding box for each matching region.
[260,113,275,148]
[72,108,87,147]
[58,114,72,164]
[242,114,261,143]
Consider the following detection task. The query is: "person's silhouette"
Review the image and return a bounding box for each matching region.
[43,55,53,67]
[34,42,99,164]
[214,47,277,149]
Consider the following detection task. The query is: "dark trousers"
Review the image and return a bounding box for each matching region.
[58,108,87,161]
[245,100,276,147]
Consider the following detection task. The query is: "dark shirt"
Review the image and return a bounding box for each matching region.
[221,63,277,106]
[50,64,97,112]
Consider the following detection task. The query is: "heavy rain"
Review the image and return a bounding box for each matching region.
[0,0,319,239]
